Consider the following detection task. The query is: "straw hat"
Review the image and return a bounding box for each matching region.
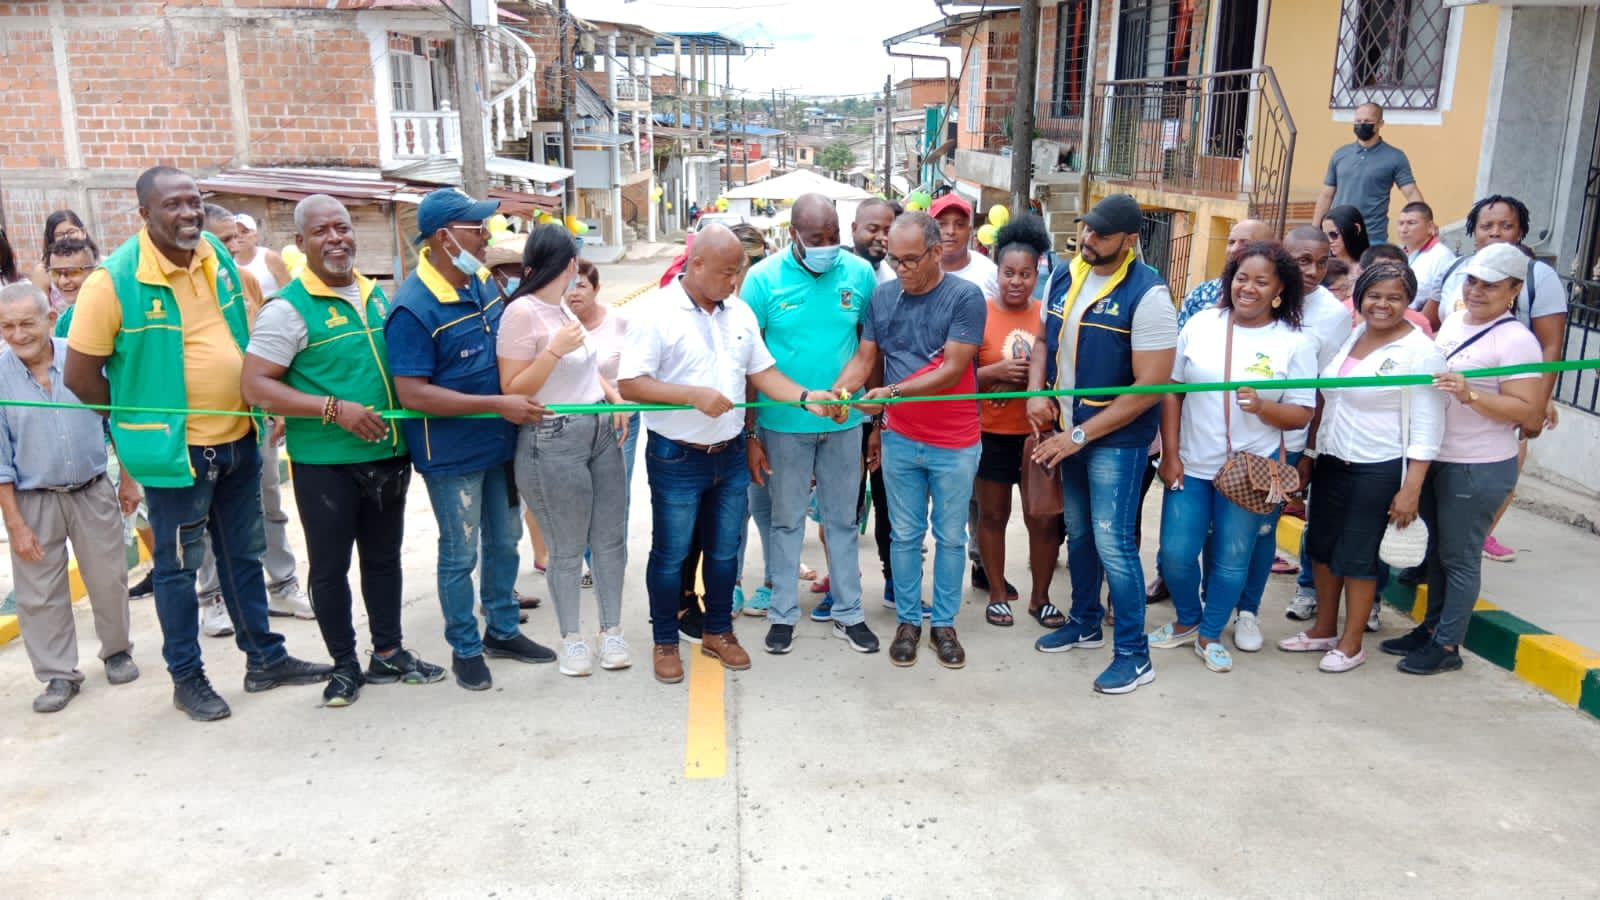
[483,232,527,269]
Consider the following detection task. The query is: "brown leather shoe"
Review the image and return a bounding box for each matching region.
[889,623,921,667]
[653,643,684,684]
[700,631,752,670]
[929,626,965,669]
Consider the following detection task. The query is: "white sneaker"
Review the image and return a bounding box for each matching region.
[1366,604,1381,633]
[1233,611,1264,652]
[268,584,315,620]
[201,595,234,637]
[599,626,632,670]
[1285,587,1317,621]
[559,634,593,677]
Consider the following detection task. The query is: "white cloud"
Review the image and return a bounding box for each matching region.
[567,0,961,97]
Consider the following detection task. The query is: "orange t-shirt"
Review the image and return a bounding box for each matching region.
[977,297,1040,435]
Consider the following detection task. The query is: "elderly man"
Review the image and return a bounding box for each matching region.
[240,195,440,708]
[1026,194,1177,695]
[741,193,880,655]
[1312,101,1424,244]
[1177,219,1274,327]
[834,211,987,670]
[0,283,137,713]
[65,166,331,722]
[619,224,831,685]
[386,188,551,692]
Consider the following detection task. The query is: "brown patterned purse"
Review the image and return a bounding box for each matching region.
[1213,312,1299,515]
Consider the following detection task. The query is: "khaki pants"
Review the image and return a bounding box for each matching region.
[11,477,132,683]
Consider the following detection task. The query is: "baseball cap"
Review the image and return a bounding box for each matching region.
[929,193,973,222]
[1081,194,1143,237]
[415,188,500,245]
[483,232,527,270]
[234,213,258,233]
[1463,241,1531,284]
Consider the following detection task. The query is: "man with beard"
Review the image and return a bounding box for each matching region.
[850,198,897,285]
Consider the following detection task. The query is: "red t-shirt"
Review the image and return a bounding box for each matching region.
[886,356,981,449]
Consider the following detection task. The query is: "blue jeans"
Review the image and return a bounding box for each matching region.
[1159,474,1278,641]
[762,425,865,627]
[738,478,773,585]
[880,430,979,628]
[421,464,523,658]
[143,435,288,681]
[1240,450,1303,614]
[620,411,641,525]
[1061,444,1150,657]
[644,433,750,645]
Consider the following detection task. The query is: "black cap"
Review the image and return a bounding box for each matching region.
[1081,194,1142,237]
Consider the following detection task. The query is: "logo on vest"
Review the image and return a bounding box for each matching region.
[324,305,350,328]
[145,297,167,320]
[1091,298,1120,317]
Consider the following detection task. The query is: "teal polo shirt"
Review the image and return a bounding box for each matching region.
[742,248,876,434]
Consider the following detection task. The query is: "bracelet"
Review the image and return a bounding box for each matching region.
[800,389,810,404]
[546,347,564,360]
[321,395,337,425]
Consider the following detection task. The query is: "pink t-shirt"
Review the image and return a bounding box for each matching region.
[585,307,628,388]
[496,296,606,405]
[1338,355,1362,377]
[1433,312,1542,464]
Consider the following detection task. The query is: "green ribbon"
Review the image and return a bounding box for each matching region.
[5,358,1594,420]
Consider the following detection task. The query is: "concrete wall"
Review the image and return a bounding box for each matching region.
[1528,406,1600,498]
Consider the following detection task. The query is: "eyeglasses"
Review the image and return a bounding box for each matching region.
[885,245,936,270]
[447,224,488,237]
[48,266,94,280]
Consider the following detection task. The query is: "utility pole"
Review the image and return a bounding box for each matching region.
[557,0,576,210]
[741,97,749,184]
[882,75,892,197]
[1009,0,1040,216]
[452,0,489,197]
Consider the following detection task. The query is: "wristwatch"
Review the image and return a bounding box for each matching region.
[888,383,903,398]
[1464,390,1481,406]
[1070,426,1088,445]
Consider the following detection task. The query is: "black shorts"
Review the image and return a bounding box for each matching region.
[977,432,1029,485]
[1305,454,1403,579]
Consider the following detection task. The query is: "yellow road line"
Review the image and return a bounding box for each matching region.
[613,282,655,308]
[683,570,728,779]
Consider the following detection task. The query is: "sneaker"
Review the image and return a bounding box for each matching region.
[765,623,795,654]
[32,678,79,714]
[580,561,593,589]
[1035,618,1106,653]
[559,635,593,677]
[880,581,896,610]
[922,604,933,619]
[1232,612,1263,653]
[1365,605,1382,633]
[732,585,745,616]
[1278,631,1339,652]
[1148,621,1199,649]
[834,620,880,653]
[1379,625,1432,657]
[1285,587,1317,621]
[104,651,140,685]
[742,585,772,618]
[365,648,447,685]
[809,593,834,622]
[322,662,363,707]
[1196,640,1233,673]
[201,595,234,637]
[970,562,989,591]
[267,584,315,620]
[243,655,335,693]
[1397,641,1463,675]
[128,570,154,599]
[1093,655,1155,694]
[452,653,493,691]
[679,605,705,643]
[483,630,557,664]
[172,673,231,721]
[598,627,632,670]
[1483,535,1516,562]
[1318,648,1366,673]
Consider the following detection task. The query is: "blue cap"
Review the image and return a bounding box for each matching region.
[415,188,500,245]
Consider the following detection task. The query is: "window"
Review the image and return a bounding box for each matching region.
[1050,0,1091,118]
[391,53,418,111]
[965,48,980,133]
[1331,0,1453,110]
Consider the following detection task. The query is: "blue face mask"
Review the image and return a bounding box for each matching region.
[794,232,841,274]
[446,231,483,278]
[501,276,521,297]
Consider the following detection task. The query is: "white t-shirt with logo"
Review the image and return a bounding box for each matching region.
[947,251,999,301]
[1172,307,1318,481]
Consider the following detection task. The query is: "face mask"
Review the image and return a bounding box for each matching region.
[445,231,482,278]
[794,233,841,273]
[1353,123,1377,141]
[501,276,521,297]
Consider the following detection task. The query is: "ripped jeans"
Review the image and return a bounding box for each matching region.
[143,435,288,682]
[1060,443,1151,658]
[1158,473,1279,641]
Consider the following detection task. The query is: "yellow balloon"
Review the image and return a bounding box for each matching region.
[665,202,673,211]
[575,221,590,236]
[651,186,664,201]
[987,204,1010,228]
[564,214,580,233]
[487,214,510,235]
[976,223,998,246]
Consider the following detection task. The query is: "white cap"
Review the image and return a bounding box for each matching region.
[1463,242,1529,284]
[235,213,258,233]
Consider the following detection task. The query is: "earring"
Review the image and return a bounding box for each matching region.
[1270,297,1282,308]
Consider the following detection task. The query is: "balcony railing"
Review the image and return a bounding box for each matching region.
[1556,277,1600,415]
[616,76,652,105]
[1085,67,1297,237]
[392,104,461,160]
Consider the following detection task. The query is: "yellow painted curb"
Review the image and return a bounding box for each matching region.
[1515,635,1600,706]
[0,615,17,645]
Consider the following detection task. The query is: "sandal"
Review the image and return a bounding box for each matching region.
[1030,603,1066,629]
[810,575,831,594]
[515,590,541,610]
[798,564,817,581]
[985,602,1015,627]
[1271,555,1300,575]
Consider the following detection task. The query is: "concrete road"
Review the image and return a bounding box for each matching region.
[3,255,1599,896]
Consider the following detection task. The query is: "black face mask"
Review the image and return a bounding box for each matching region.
[1354,123,1377,141]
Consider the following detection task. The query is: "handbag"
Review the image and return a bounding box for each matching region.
[1379,370,1430,568]
[1020,432,1064,518]
[1213,312,1300,515]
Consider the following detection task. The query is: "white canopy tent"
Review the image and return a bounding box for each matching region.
[722,169,874,201]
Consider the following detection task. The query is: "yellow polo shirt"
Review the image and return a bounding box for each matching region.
[68,228,253,446]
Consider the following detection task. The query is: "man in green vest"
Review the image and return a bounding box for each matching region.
[240,194,442,708]
[64,165,333,722]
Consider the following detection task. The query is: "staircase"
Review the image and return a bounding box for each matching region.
[1035,177,1083,256]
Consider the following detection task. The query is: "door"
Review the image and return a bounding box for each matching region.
[1208,0,1258,157]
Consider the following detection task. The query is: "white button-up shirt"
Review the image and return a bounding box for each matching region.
[1316,324,1446,465]
[618,276,776,444]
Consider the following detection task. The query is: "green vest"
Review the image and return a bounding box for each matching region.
[102,231,251,487]
[275,275,407,464]
[54,303,75,338]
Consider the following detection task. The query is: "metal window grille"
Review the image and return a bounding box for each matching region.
[1330,0,1452,110]
[1050,0,1091,118]
[1138,210,1193,299]
[1556,278,1600,414]
[391,54,417,112]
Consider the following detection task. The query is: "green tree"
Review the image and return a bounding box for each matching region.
[816,142,855,175]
